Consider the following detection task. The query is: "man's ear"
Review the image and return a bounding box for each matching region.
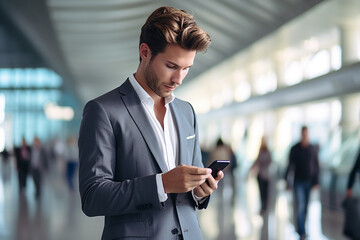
[139,43,151,62]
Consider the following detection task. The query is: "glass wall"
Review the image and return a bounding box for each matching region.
[0,68,66,150]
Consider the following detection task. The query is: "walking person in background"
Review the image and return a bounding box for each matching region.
[209,138,237,191]
[30,136,47,199]
[1,147,10,163]
[346,148,360,198]
[209,138,238,200]
[249,136,272,214]
[209,137,237,239]
[14,137,31,192]
[343,147,360,240]
[285,126,320,240]
[64,136,78,191]
[1,147,11,182]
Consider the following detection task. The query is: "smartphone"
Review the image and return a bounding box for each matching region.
[207,160,230,178]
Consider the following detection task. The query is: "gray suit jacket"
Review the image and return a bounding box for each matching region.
[78,79,209,240]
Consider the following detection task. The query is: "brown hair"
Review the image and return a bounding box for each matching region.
[139,6,211,61]
[301,125,308,132]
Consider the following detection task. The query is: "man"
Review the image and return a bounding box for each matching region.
[343,148,360,239]
[64,136,79,191]
[14,137,31,191]
[209,138,237,204]
[285,126,320,240]
[30,136,47,199]
[346,148,360,198]
[78,6,224,240]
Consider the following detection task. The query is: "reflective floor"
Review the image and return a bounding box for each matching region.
[0,158,347,240]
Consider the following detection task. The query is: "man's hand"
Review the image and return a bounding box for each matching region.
[162,165,212,194]
[312,184,320,190]
[193,170,224,198]
[346,189,353,198]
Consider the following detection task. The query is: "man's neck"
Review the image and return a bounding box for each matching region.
[300,140,309,147]
[133,72,163,106]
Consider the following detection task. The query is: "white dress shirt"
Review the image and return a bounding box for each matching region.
[129,75,178,202]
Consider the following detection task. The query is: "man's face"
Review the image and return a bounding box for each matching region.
[34,138,41,148]
[143,44,196,98]
[301,128,309,142]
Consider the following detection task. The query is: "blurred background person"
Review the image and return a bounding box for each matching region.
[343,147,360,240]
[30,136,47,200]
[346,147,360,198]
[249,136,272,214]
[54,138,66,173]
[64,136,78,191]
[285,125,320,240]
[1,147,11,182]
[1,146,10,163]
[14,137,31,192]
[209,137,238,239]
[210,138,237,192]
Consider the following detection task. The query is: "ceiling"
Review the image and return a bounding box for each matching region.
[0,0,324,104]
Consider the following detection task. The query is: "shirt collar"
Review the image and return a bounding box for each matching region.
[128,74,175,106]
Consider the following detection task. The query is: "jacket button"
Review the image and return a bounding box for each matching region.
[171,228,179,235]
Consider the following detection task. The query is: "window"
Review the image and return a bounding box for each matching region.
[0,68,64,146]
[254,71,277,95]
[284,61,302,86]
[331,45,341,71]
[305,50,331,79]
[234,80,251,102]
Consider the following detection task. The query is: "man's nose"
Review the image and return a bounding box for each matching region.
[171,70,184,85]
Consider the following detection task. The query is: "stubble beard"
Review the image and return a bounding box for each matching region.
[144,63,172,98]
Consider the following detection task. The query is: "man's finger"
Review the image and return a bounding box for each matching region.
[214,170,224,180]
[187,173,210,182]
[206,176,216,188]
[202,182,213,195]
[187,166,212,175]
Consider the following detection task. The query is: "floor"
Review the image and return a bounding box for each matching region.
[0,158,348,240]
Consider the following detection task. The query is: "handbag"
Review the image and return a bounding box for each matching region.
[342,196,360,239]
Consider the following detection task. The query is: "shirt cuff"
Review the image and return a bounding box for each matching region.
[156,174,168,202]
[192,190,207,204]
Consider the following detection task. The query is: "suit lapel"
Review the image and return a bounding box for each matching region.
[118,79,168,173]
[170,101,189,166]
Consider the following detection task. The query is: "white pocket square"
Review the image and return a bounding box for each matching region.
[186,134,196,140]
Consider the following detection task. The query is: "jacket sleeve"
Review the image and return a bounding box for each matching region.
[78,100,163,217]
